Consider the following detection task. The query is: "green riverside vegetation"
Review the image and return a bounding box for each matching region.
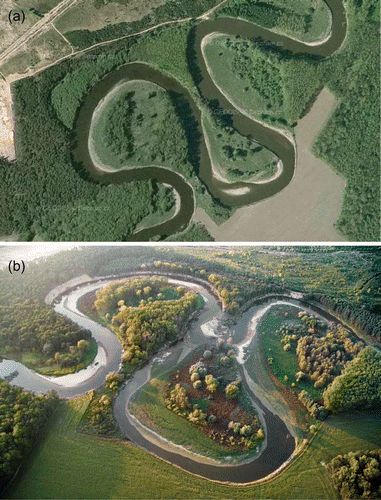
[323,347,381,413]
[202,110,279,182]
[257,301,381,421]
[131,344,264,462]
[0,22,233,238]
[0,300,97,376]
[0,0,378,240]
[164,223,215,241]
[328,449,381,499]
[203,34,288,125]
[0,246,380,497]
[217,0,331,43]
[0,381,58,490]
[257,304,326,400]
[207,0,380,239]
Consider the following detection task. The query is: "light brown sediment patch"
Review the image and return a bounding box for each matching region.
[0,79,15,160]
[194,88,345,241]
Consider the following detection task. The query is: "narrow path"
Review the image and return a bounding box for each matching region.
[0,0,79,65]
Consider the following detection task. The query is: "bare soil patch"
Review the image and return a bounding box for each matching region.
[0,0,40,53]
[0,79,15,159]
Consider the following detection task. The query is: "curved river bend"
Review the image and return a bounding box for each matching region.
[0,272,356,484]
[73,0,346,239]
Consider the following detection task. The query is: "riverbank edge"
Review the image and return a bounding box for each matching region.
[0,337,98,378]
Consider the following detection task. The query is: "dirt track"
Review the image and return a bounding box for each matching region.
[194,88,346,241]
[0,79,15,160]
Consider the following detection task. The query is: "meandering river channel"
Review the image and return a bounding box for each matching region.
[0,272,358,484]
[73,0,346,239]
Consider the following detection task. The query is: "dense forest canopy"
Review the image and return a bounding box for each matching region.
[0,300,94,374]
[323,347,381,413]
[0,381,58,489]
[0,0,378,240]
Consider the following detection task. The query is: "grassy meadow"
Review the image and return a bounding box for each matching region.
[255,304,325,399]
[8,394,381,499]
[130,376,251,462]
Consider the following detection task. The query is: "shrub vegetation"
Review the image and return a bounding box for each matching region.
[148,346,264,455]
[94,277,201,365]
[323,347,381,413]
[328,449,381,499]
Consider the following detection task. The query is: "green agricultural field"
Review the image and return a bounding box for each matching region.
[202,111,279,182]
[8,394,381,499]
[90,80,191,174]
[217,0,331,43]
